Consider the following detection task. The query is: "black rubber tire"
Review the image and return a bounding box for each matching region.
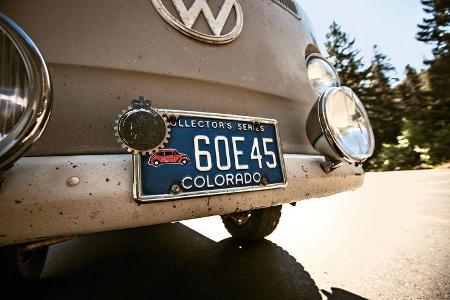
[221,205,282,241]
[0,245,48,282]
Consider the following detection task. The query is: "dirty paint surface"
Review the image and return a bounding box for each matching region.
[0,154,363,246]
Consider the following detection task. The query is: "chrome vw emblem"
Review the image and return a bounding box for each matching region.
[151,0,243,44]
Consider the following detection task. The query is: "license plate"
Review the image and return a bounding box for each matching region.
[133,110,287,202]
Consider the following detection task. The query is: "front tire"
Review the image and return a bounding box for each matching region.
[0,245,48,282]
[221,206,282,241]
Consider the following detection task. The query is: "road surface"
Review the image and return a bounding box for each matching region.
[10,170,450,299]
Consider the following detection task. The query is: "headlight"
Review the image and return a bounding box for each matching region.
[306,54,340,96]
[306,87,375,165]
[0,13,52,171]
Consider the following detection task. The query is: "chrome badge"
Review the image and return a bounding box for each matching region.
[151,0,243,44]
[115,97,170,154]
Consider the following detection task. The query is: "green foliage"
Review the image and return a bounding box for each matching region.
[396,66,431,147]
[416,0,450,57]
[324,1,449,171]
[364,46,401,159]
[416,0,450,164]
[368,122,432,171]
[325,22,369,95]
[324,23,402,168]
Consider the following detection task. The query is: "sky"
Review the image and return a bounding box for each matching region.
[299,0,434,78]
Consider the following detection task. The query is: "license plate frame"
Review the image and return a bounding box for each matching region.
[133,109,287,203]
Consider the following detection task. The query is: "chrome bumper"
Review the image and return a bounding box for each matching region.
[0,154,363,246]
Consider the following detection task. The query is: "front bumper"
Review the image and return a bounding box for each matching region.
[0,154,363,246]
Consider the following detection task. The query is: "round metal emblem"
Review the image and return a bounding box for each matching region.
[151,0,243,44]
[115,97,170,154]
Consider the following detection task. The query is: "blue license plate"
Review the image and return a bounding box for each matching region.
[133,110,287,202]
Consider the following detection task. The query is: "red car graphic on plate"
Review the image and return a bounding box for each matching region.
[149,149,190,167]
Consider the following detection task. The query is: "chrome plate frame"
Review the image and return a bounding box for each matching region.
[133,109,287,203]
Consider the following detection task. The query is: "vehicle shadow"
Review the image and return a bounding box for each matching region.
[322,288,368,300]
[11,223,365,299]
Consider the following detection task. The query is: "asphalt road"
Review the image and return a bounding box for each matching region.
[11,170,450,299]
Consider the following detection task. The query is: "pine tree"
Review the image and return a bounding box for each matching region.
[325,22,369,95]
[369,65,435,171]
[394,66,432,168]
[416,0,450,163]
[417,0,449,57]
[364,46,401,169]
[398,65,430,124]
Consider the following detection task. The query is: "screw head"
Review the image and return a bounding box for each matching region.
[171,184,181,194]
[261,177,268,186]
[167,114,177,125]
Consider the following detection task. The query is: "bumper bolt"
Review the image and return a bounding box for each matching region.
[66,176,80,187]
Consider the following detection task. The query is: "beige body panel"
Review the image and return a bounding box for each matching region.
[0,0,319,155]
[0,1,365,246]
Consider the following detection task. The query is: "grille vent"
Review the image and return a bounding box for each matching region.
[272,0,300,19]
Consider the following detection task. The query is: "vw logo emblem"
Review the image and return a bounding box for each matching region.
[151,0,243,44]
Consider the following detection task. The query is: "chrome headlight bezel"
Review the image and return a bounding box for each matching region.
[306,53,340,96]
[0,13,52,171]
[307,86,375,164]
